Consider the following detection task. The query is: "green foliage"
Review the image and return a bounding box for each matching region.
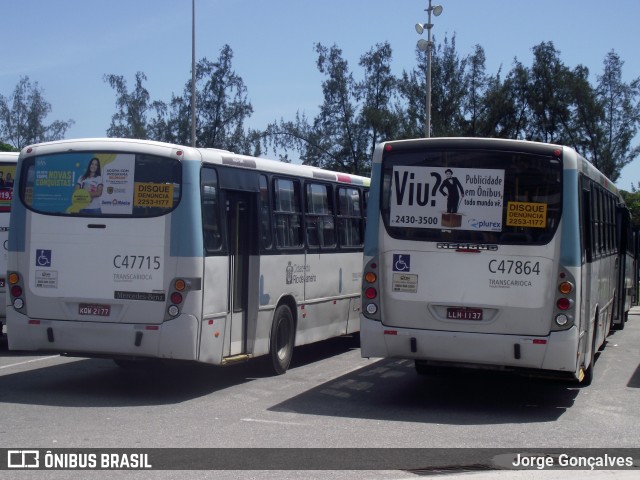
[104,45,257,155]
[620,189,640,229]
[0,76,74,149]
[594,51,640,181]
[4,36,636,181]
[104,72,151,139]
[263,42,400,176]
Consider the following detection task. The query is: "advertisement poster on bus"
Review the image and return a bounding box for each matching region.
[0,164,16,213]
[389,166,505,231]
[30,153,136,215]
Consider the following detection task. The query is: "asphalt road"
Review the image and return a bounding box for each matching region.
[0,308,638,479]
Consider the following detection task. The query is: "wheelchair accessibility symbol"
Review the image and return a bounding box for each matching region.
[392,254,410,272]
[36,249,52,267]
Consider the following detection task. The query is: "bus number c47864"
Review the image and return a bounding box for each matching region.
[488,259,540,275]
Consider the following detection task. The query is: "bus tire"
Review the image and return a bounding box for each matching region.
[114,359,140,369]
[415,360,430,375]
[612,311,627,331]
[581,327,598,387]
[269,304,295,375]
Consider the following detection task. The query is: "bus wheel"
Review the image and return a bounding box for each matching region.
[269,304,295,375]
[581,328,598,387]
[415,360,430,375]
[612,311,627,331]
[114,359,140,369]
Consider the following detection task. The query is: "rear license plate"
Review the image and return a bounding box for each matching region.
[79,303,111,316]
[446,307,483,321]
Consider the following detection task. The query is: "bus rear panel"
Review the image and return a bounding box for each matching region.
[0,152,18,331]
[7,143,199,359]
[361,138,623,383]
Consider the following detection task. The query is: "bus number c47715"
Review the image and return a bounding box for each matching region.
[488,259,540,275]
[113,255,161,270]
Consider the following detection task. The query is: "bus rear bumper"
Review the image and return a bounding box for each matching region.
[6,309,200,361]
[360,315,579,377]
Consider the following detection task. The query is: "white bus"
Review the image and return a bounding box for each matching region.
[7,138,369,374]
[0,151,18,334]
[360,137,635,385]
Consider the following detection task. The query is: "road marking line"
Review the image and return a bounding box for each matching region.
[241,418,307,426]
[0,355,60,370]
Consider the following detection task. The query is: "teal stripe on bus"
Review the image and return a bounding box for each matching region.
[170,159,203,257]
[8,160,26,253]
[560,169,581,267]
[364,162,382,257]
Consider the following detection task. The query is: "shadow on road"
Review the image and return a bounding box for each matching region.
[0,334,360,408]
[270,357,581,425]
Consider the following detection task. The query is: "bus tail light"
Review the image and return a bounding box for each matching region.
[558,281,573,294]
[165,277,202,320]
[556,298,572,310]
[8,272,20,285]
[364,272,377,283]
[8,271,25,311]
[553,269,575,329]
[362,259,381,321]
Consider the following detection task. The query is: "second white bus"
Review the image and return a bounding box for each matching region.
[0,151,18,334]
[361,138,634,385]
[7,138,369,373]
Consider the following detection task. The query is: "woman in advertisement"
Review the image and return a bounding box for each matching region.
[74,157,103,214]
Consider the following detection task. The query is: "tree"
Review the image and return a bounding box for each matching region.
[104,45,258,154]
[431,35,467,136]
[0,76,74,149]
[462,45,490,136]
[592,51,640,181]
[194,45,254,152]
[104,72,156,139]
[397,34,468,138]
[104,71,152,139]
[357,42,400,160]
[266,43,398,175]
[564,64,605,162]
[310,43,363,172]
[620,189,640,229]
[525,42,574,144]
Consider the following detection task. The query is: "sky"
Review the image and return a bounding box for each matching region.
[2,0,639,189]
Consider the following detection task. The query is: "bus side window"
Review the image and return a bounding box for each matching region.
[274,178,303,249]
[305,183,335,249]
[337,186,363,247]
[259,175,272,250]
[201,168,222,253]
[582,183,593,263]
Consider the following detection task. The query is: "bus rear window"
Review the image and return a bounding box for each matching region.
[21,152,181,217]
[381,147,562,244]
[0,162,17,213]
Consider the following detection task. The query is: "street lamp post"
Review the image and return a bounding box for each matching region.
[416,0,443,138]
[191,0,196,147]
